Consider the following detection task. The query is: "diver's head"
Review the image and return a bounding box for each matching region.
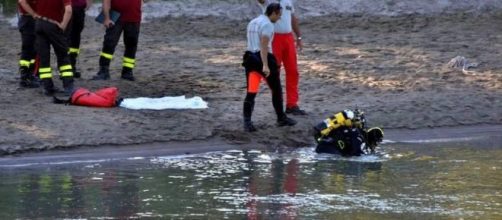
[366,127,384,152]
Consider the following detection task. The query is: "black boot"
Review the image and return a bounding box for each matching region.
[243,100,257,132]
[42,78,58,96]
[69,53,81,78]
[62,77,75,95]
[277,114,297,127]
[244,120,257,132]
[91,66,110,80]
[19,67,39,88]
[121,68,135,81]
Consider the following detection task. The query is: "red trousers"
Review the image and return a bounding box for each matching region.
[272,33,299,108]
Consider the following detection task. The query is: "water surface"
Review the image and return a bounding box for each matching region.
[0,139,500,219]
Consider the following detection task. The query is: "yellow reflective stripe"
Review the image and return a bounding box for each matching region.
[59,65,72,71]
[30,59,36,64]
[123,62,135,68]
[19,60,31,67]
[39,73,52,79]
[123,57,135,64]
[39,67,52,73]
[60,71,73,77]
[100,52,113,60]
[69,48,80,54]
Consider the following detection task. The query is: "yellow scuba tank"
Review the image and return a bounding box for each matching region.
[315,110,355,137]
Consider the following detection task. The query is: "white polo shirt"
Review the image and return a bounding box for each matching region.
[258,0,295,34]
[247,14,275,52]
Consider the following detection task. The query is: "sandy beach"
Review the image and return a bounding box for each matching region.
[0,2,501,155]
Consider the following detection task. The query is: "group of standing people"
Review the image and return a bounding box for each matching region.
[18,0,306,131]
[242,0,307,132]
[17,0,144,96]
[16,0,383,156]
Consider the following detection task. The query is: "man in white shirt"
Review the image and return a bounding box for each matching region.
[242,3,297,132]
[257,0,306,116]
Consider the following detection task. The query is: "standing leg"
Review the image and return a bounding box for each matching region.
[282,34,300,109]
[68,6,86,78]
[47,22,74,94]
[18,16,39,88]
[36,21,56,95]
[121,22,140,81]
[265,54,296,127]
[242,52,263,132]
[92,21,123,80]
[243,71,262,132]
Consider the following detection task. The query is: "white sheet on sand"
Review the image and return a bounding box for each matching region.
[119,96,208,110]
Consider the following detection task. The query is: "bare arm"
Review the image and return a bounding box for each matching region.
[18,0,38,17]
[60,5,72,31]
[103,0,113,28]
[260,35,271,77]
[292,14,303,51]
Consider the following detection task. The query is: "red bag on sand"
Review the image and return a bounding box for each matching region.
[54,87,121,107]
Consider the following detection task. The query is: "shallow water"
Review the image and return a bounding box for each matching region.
[0,139,501,219]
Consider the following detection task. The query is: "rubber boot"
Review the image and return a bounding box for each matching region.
[42,78,58,96]
[243,100,257,132]
[62,77,75,96]
[121,68,135,81]
[277,114,297,127]
[91,66,110,80]
[19,67,39,88]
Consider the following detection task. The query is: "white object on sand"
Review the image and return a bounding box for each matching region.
[120,96,208,110]
[447,56,479,73]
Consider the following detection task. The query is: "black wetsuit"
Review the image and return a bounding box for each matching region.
[315,127,365,156]
[242,51,286,121]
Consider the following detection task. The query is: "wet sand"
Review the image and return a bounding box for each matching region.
[0,11,501,155]
[0,124,501,167]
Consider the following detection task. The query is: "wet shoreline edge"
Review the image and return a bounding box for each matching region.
[1,124,501,163]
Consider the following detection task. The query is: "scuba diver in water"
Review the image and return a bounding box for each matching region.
[313,109,384,156]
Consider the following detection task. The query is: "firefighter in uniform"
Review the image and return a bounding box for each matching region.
[35,0,75,95]
[67,0,92,78]
[313,109,384,156]
[257,0,307,116]
[92,0,143,81]
[17,0,39,88]
[242,3,296,132]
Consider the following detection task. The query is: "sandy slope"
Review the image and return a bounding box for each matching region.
[0,9,501,154]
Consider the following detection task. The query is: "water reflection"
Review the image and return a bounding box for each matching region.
[0,143,501,219]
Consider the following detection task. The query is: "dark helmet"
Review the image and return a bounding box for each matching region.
[366,127,384,149]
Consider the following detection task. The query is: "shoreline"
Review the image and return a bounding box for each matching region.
[1,124,501,165]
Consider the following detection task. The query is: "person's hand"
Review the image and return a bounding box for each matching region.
[58,22,67,31]
[296,37,303,52]
[263,65,271,77]
[104,18,114,28]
